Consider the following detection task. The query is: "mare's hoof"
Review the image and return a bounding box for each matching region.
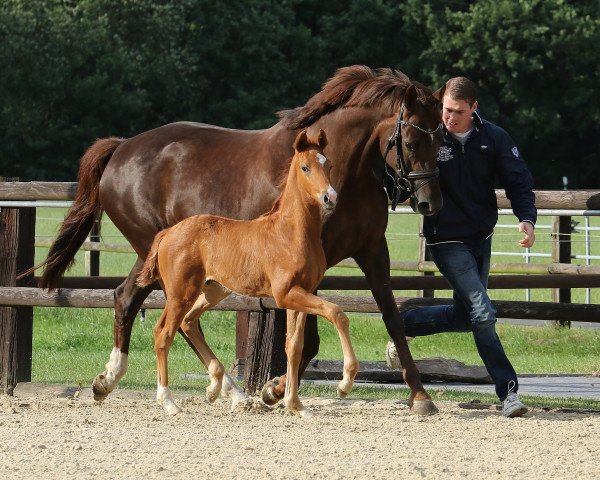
[261,378,283,406]
[410,399,439,416]
[91,375,110,402]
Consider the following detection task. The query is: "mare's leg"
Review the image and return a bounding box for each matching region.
[354,238,437,415]
[278,286,359,415]
[179,281,250,409]
[92,258,154,401]
[261,310,319,406]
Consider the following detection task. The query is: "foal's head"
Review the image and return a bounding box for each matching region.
[292,129,336,211]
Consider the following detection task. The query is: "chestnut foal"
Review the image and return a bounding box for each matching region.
[137,129,358,416]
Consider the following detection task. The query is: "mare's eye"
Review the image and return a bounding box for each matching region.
[301,165,310,173]
[404,142,417,152]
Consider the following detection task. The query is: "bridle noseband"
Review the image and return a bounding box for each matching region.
[383,103,442,210]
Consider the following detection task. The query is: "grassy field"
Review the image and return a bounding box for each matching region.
[30,208,600,408]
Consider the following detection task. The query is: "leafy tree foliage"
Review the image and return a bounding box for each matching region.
[399,0,600,188]
[1,0,598,187]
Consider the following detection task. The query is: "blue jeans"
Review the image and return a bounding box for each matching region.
[403,238,518,400]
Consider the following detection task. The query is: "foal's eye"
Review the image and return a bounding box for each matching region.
[301,165,310,173]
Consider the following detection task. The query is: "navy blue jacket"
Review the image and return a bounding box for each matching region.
[423,111,537,244]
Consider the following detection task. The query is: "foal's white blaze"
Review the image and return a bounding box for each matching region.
[316,153,327,165]
[326,185,337,203]
[430,133,434,144]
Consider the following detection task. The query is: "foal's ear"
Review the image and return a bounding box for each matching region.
[317,129,328,150]
[404,84,417,109]
[293,129,309,152]
[431,84,446,103]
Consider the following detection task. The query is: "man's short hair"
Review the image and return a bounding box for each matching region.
[444,77,478,106]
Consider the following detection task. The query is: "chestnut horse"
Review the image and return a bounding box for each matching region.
[138,129,356,416]
[37,65,444,414]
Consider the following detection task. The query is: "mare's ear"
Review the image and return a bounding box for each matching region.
[317,129,328,150]
[293,129,309,152]
[404,84,417,109]
[431,84,446,103]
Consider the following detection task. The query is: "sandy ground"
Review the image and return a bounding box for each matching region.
[1,383,599,480]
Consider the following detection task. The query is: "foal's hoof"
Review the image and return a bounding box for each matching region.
[297,408,313,418]
[91,375,111,402]
[206,386,221,404]
[409,399,439,416]
[261,378,283,406]
[337,386,349,398]
[163,402,183,416]
[230,396,254,413]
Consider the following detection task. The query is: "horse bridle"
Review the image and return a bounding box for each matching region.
[383,103,442,210]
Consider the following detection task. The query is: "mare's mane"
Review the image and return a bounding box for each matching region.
[278,65,433,129]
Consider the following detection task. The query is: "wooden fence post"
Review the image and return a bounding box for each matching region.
[236,304,319,394]
[0,198,18,394]
[416,217,434,298]
[551,215,572,327]
[240,308,287,394]
[85,218,100,276]
[0,177,35,392]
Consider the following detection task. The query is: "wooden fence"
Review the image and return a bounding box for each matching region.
[2,181,600,394]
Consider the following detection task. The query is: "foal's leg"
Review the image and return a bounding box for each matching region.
[354,239,437,415]
[92,258,154,401]
[179,281,250,409]
[283,310,309,416]
[261,311,319,406]
[155,296,197,415]
[278,287,359,415]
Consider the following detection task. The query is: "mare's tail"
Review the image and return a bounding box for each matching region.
[136,230,169,287]
[23,137,124,290]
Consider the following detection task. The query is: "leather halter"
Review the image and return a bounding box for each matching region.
[383,103,442,210]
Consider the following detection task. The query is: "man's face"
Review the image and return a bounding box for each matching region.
[442,95,478,134]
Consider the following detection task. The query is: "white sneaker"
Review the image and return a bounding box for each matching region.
[502,392,528,418]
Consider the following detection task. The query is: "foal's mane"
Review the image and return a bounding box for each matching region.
[278,65,431,129]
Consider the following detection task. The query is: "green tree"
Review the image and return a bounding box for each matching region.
[399,0,600,188]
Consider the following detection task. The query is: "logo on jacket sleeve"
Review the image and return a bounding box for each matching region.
[512,146,519,157]
[438,146,453,162]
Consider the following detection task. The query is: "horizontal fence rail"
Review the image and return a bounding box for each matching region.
[1,287,599,323]
[25,274,600,291]
[2,183,600,208]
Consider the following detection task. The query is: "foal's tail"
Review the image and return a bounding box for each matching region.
[23,137,124,290]
[136,230,169,287]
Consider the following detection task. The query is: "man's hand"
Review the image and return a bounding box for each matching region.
[518,221,535,248]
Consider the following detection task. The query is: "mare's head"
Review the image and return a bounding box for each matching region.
[278,66,444,216]
[394,83,444,216]
[292,129,337,211]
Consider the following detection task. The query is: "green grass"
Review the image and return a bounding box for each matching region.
[29,208,600,409]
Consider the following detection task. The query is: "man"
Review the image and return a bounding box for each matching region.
[403,76,536,417]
